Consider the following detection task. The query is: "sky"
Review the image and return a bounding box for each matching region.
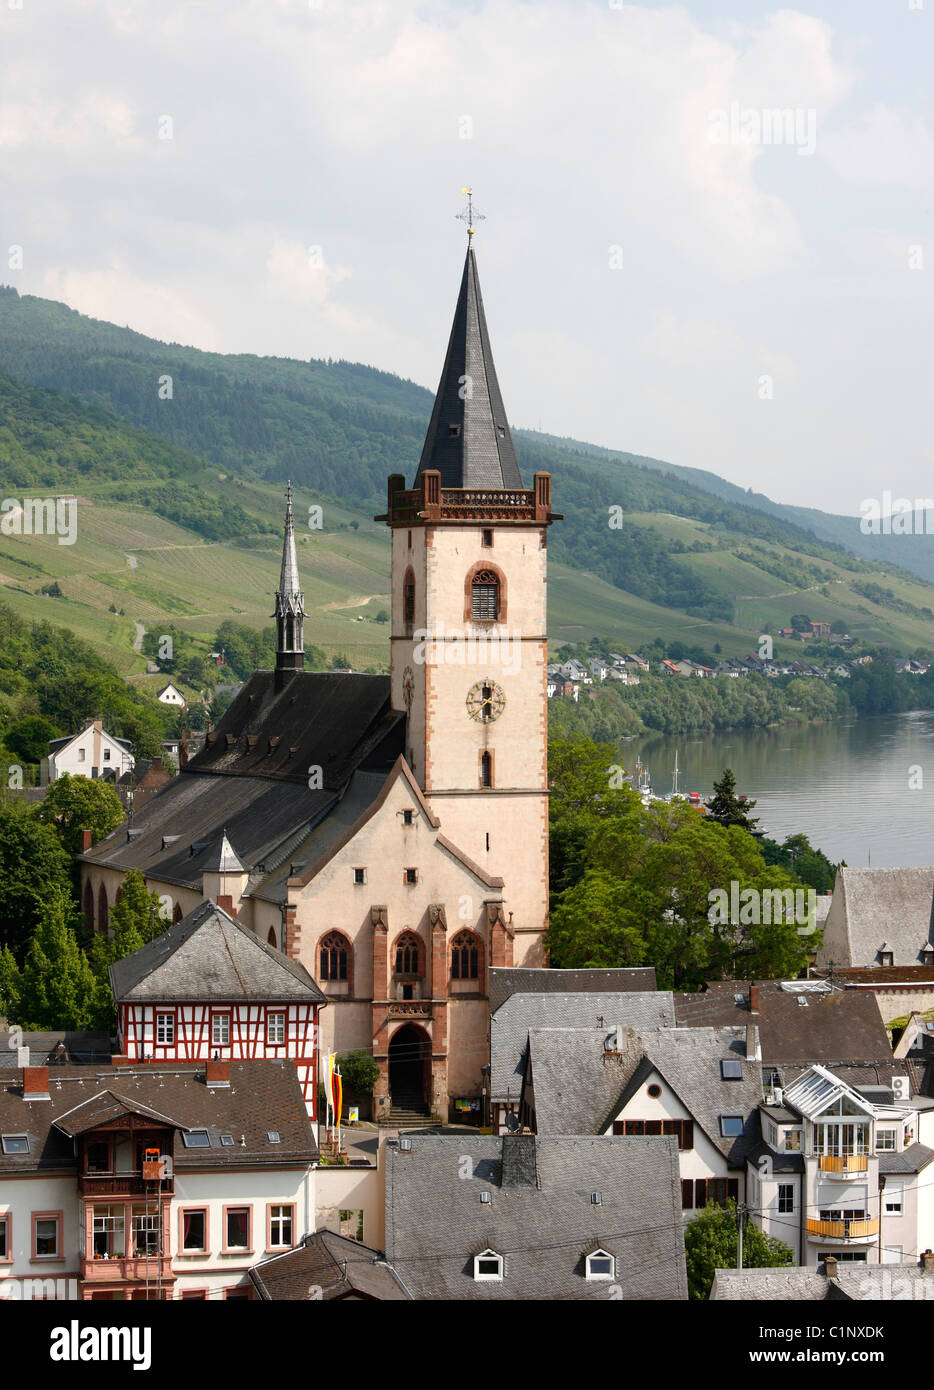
[1,0,932,515]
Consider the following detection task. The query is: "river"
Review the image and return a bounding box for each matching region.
[625,710,934,868]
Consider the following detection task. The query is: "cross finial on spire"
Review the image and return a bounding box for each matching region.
[456,186,485,241]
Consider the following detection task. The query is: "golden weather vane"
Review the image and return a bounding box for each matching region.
[456,186,486,240]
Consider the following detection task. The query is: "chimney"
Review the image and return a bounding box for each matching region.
[216,895,234,914]
[749,985,760,1014]
[81,828,93,852]
[922,1250,934,1271]
[205,1059,230,1087]
[501,1133,537,1188]
[823,1255,838,1279]
[23,1066,50,1100]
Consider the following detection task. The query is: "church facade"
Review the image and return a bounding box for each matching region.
[79,243,559,1122]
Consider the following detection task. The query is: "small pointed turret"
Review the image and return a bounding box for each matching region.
[415,247,523,490]
[274,481,304,681]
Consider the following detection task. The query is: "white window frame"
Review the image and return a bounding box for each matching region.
[212,1012,231,1048]
[585,1249,615,1280]
[883,1182,904,1215]
[473,1249,503,1281]
[269,1204,293,1249]
[266,1012,286,1046]
[156,1012,174,1046]
[876,1127,897,1152]
[777,1184,794,1214]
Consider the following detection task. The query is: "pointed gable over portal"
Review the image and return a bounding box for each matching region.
[415,247,524,490]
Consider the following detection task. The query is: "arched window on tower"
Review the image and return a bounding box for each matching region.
[173,902,184,924]
[471,570,500,622]
[480,751,493,788]
[267,926,277,949]
[320,931,350,982]
[451,930,481,982]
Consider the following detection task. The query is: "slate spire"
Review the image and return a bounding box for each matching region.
[415,246,524,490]
[274,480,304,677]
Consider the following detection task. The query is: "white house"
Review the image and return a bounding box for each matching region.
[157,683,187,707]
[0,1059,317,1300]
[749,1063,934,1268]
[42,717,134,785]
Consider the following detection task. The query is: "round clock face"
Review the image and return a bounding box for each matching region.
[402,665,415,711]
[466,680,506,723]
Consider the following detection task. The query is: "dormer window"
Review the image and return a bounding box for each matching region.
[473,1249,503,1281]
[585,1249,615,1280]
[881,952,894,967]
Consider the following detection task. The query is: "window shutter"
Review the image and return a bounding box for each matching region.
[682,1119,694,1151]
[612,1121,624,1136]
[645,1120,662,1135]
[727,1179,739,1203]
[694,1179,707,1207]
[681,1179,693,1211]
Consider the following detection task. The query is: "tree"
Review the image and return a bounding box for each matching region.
[5,714,62,765]
[790,613,812,632]
[338,1050,381,1097]
[375,609,389,624]
[0,944,22,1023]
[34,773,125,861]
[684,1201,794,1299]
[88,869,169,1030]
[705,767,759,832]
[0,801,73,957]
[18,888,97,1030]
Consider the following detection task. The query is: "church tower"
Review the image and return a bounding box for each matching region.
[274,481,304,686]
[382,218,560,964]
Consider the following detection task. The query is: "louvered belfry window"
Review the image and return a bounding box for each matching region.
[471,571,499,621]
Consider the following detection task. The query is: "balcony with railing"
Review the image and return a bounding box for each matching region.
[381,470,557,526]
[805,1217,879,1243]
[817,1154,868,1177]
[80,1253,174,1283]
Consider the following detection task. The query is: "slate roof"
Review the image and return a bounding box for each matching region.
[414,247,524,490]
[675,979,895,1069]
[818,866,934,968]
[0,1060,317,1175]
[249,1233,409,1301]
[878,1142,934,1175]
[489,966,657,1016]
[490,990,675,1102]
[109,899,325,1004]
[0,1032,111,1069]
[384,1132,688,1300]
[525,1026,762,1165]
[80,669,405,890]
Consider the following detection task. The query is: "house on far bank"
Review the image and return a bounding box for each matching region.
[41,717,134,786]
[157,682,187,706]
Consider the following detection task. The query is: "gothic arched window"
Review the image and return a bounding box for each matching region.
[173,902,184,924]
[451,931,481,981]
[98,884,109,933]
[267,927,277,948]
[83,881,94,928]
[471,570,500,621]
[394,932,422,977]
[320,932,349,982]
[480,751,493,788]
